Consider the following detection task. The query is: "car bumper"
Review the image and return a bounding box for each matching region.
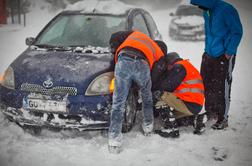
[2,107,109,131]
[169,28,205,41]
[0,85,111,131]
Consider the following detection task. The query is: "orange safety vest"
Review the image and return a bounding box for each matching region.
[115,31,164,69]
[174,60,205,106]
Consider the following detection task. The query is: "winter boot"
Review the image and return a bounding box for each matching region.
[193,113,207,135]
[108,145,122,154]
[155,106,179,138]
[108,134,122,154]
[142,122,153,136]
[211,119,228,130]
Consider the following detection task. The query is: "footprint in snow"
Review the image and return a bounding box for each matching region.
[212,146,228,161]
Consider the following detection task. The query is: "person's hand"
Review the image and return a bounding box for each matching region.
[153,90,163,101]
[225,54,232,60]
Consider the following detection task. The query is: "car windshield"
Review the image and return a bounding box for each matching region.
[176,5,202,16]
[35,14,126,48]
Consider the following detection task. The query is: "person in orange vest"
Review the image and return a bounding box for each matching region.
[108,30,166,153]
[153,52,206,138]
[190,0,243,130]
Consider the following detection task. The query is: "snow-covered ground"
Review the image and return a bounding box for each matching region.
[0,0,252,166]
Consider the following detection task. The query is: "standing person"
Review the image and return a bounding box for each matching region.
[153,52,206,138]
[190,0,243,129]
[108,31,166,153]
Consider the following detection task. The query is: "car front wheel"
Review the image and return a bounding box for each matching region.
[122,88,138,133]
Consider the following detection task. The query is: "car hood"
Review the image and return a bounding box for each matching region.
[172,15,204,27]
[12,48,114,94]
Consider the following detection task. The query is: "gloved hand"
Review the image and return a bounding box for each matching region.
[153,90,163,101]
[153,91,168,110]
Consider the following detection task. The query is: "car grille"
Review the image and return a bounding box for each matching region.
[178,25,194,30]
[21,83,77,96]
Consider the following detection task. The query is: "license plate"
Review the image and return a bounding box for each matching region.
[23,98,67,113]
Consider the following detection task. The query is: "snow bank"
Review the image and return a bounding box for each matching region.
[0,1,252,166]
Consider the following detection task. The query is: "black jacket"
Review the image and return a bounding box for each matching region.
[152,60,202,115]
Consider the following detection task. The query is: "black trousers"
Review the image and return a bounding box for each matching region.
[200,53,236,121]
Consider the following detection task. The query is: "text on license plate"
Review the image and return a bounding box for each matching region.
[24,98,67,113]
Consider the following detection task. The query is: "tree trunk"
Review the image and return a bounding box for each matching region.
[0,0,7,24]
[17,0,21,24]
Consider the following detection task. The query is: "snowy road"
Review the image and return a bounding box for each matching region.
[0,1,252,166]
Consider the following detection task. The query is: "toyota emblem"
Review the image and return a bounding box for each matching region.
[43,78,53,88]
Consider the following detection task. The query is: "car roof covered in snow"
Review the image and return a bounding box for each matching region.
[64,0,135,15]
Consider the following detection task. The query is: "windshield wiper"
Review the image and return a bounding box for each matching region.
[34,44,73,51]
[54,46,72,51]
[34,44,56,49]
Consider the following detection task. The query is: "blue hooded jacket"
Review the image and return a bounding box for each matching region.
[190,0,243,57]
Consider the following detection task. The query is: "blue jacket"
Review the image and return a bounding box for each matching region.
[191,0,243,57]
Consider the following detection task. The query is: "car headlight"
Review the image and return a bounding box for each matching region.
[193,24,204,31]
[169,23,178,30]
[85,72,114,96]
[1,66,15,89]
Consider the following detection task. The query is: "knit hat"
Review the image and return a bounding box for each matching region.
[154,40,167,55]
[165,52,182,65]
[109,31,133,53]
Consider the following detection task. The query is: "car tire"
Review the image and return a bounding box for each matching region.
[0,103,7,113]
[23,125,42,135]
[122,88,137,133]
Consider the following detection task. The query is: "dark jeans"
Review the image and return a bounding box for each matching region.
[108,54,153,146]
[200,53,236,121]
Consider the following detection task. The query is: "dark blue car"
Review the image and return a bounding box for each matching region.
[0,3,162,133]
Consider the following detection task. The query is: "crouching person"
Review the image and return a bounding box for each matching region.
[153,52,206,138]
[108,30,166,153]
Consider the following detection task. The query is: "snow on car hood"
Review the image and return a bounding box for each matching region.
[12,48,114,92]
[65,0,134,15]
[173,15,204,26]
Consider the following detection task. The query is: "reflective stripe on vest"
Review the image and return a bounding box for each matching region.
[182,79,203,85]
[129,37,156,62]
[174,60,205,106]
[175,88,204,94]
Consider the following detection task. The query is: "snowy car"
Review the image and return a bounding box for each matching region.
[169,4,205,41]
[0,1,162,133]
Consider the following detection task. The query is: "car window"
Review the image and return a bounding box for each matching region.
[38,17,68,45]
[144,13,159,38]
[176,5,203,16]
[36,14,126,47]
[132,14,150,36]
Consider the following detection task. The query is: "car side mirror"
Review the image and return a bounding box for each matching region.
[26,37,35,46]
[169,12,174,16]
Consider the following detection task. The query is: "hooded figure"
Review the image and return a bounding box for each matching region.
[191,0,243,130]
[191,0,243,57]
